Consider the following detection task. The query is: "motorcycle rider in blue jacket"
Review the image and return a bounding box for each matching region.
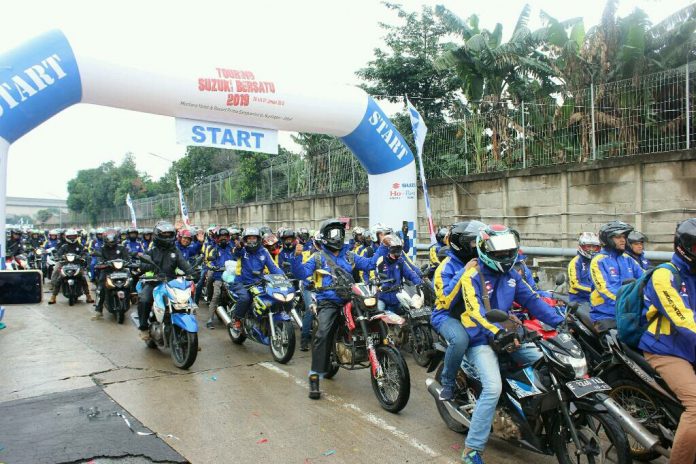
[88,228,105,282]
[626,230,650,270]
[431,220,485,401]
[175,229,201,263]
[231,227,284,326]
[428,227,449,278]
[458,225,563,464]
[375,235,422,313]
[43,229,61,251]
[141,228,153,251]
[123,227,144,255]
[205,228,234,328]
[590,221,644,328]
[639,219,696,463]
[277,229,298,275]
[568,232,600,305]
[291,219,383,400]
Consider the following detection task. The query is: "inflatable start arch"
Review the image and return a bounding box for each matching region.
[0,30,417,266]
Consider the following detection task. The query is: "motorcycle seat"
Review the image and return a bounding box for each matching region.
[575,306,598,335]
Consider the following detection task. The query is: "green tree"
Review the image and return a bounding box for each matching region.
[356,2,463,126]
[35,209,57,224]
[157,146,240,191]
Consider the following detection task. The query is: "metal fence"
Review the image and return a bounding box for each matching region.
[69,64,696,224]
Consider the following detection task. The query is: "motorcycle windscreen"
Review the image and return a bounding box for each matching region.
[0,271,43,305]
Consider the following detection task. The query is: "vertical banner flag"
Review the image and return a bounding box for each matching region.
[176,174,191,226]
[406,97,436,244]
[126,194,137,228]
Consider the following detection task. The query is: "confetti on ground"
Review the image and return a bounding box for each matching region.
[322,449,336,456]
[450,443,462,451]
[210,375,217,381]
[256,438,268,444]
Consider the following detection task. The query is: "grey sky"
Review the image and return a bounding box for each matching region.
[1,0,690,199]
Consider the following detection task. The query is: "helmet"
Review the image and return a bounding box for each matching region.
[627,231,648,245]
[476,224,519,274]
[64,228,79,244]
[142,228,153,237]
[95,227,105,237]
[436,227,449,245]
[259,226,273,237]
[263,233,280,255]
[280,229,296,250]
[319,219,346,252]
[598,221,633,251]
[297,228,310,243]
[242,227,262,253]
[229,227,241,240]
[216,227,231,246]
[153,221,176,248]
[382,234,403,260]
[370,223,392,243]
[449,221,486,263]
[578,232,601,259]
[352,226,365,240]
[48,229,59,239]
[675,218,696,271]
[177,228,193,244]
[127,227,139,236]
[103,229,118,247]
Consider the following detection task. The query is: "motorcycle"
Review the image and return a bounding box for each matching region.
[99,259,134,324]
[45,248,57,281]
[391,283,436,367]
[136,255,200,370]
[6,253,29,270]
[561,292,680,461]
[317,269,411,413]
[59,253,86,306]
[216,271,297,364]
[28,247,43,271]
[426,305,659,464]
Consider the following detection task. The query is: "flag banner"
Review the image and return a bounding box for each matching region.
[406,97,436,244]
[126,193,137,228]
[176,174,191,226]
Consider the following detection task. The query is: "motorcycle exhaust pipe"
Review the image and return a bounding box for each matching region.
[290,308,303,329]
[425,378,471,428]
[601,396,667,457]
[215,306,233,328]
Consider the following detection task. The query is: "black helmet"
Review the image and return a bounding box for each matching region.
[599,220,633,251]
[280,228,296,250]
[675,219,696,271]
[259,226,273,238]
[153,221,176,248]
[319,219,346,252]
[216,227,231,247]
[242,227,262,253]
[627,231,648,244]
[449,221,485,263]
[103,229,118,248]
[297,228,310,243]
[436,227,449,245]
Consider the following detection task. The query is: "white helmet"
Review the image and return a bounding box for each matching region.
[352,226,365,239]
[64,228,78,244]
[370,223,393,243]
[578,232,601,259]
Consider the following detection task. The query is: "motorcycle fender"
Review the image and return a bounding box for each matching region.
[273,312,291,322]
[612,349,679,402]
[171,313,198,333]
[371,312,406,326]
[570,396,609,414]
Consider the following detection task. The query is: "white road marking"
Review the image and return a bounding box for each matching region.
[259,362,445,460]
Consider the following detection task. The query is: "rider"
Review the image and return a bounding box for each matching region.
[291,219,383,400]
[431,220,485,401]
[626,230,650,270]
[231,227,285,327]
[589,220,644,327]
[568,232,601,306]
[639,219,696,464]
[348,226,365,252]
[428,227,449,278]
[141,228,153,251]
[176,228,202,264]
[136,222,193,341]
[122,227,144,255]
[48,228,93,305]
[43,229,61,250]
[298,232,322,352]
[26,229,44,251]
[277,229,298,275]
[458,224,564,464]
[205,227,235,329]
[88,228,105,282]
[262,233,281,267]
[6,228,24,257]
[375,235,422,313]
[92,229,130,320]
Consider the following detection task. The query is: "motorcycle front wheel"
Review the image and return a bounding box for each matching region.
[371,345,410,413]
[170,325,198,370]
[116,298,126,324]
[551,410,631,464]
[410,323,434,367]
[270,320,296,364]
[227,306,247,345]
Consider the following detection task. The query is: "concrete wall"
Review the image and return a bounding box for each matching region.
[89,150,696,251]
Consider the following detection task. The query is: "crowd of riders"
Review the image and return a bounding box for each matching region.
[5,215,695,464]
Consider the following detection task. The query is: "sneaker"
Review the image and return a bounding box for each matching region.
[439,385,455,401]
[461,449,484,464]
[206,319,215,330]
[48,295,57,305]
[139,330,151,342]
[308,374,321,400]
[300,338,310,352]
[91,312,103,321]
[85,295,95,304]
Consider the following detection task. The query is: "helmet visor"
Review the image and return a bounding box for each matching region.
[485,233,518,253]
[160,231,175,240]
[326,228,344,241]
[580,244,601,254]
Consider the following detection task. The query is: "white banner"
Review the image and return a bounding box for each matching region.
[125,193,137,228]
[176,174,191,226]
[175,118,278,154]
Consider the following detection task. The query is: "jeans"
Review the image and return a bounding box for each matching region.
[464,343,542,451]
[301,286,315,341]
[194,269,208,303]
[438,317,470,389]
[232,282,252,319]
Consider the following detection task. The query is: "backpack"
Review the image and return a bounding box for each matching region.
[615,263,680,348]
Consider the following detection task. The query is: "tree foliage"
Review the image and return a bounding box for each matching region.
[35,209,57,224]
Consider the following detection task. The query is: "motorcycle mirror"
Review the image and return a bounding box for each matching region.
[555,273,566,286]
[485,309,509,324]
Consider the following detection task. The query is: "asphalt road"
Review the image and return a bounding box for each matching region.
[0,293,562,464]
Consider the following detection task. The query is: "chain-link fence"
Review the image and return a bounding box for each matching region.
[68,64,696,224]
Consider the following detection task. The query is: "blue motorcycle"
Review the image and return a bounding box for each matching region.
[137,256,199,370]
[216,272,296,364]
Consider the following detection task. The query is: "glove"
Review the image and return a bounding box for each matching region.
[492,329,520,354]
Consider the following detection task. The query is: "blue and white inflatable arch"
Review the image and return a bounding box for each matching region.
[0,30,417,266]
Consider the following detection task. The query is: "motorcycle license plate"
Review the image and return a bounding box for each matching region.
[566,377,611,398]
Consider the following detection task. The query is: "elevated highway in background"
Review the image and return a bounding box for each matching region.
[7,196,67,218]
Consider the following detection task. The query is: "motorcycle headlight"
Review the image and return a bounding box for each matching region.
[364,297,377,307]
[273,292,287,302]
[555,352,588,379]
[67,255,75,262]
[35,249,43,256]
[284,292,295,302]
[113,261,123,270]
